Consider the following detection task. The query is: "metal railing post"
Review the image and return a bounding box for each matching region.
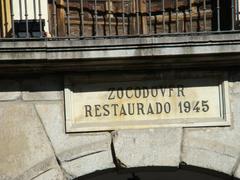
[24,0,29,38]
[203,0,206,31]
[189,0,192,32]
[176,0,179,32]
[38,0,43,37]
[108,0,112,35]
[148,0,152,34]
[122,0,125,34]
[80,0,84,37]
[10,0,15,38]
[217,0,220,31]
[232,0,235,30]
[136,0,140,34]
[66,0,71,37]
[162,0,165,33]
[19,0,23,20]
[52,0,57,37]
[94,0,98,36]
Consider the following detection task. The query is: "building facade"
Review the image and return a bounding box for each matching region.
[0,0,240,180]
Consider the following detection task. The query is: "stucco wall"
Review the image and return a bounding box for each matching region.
[0,71,240,180]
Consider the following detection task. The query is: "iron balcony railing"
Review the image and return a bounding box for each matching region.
[0,0,240,40]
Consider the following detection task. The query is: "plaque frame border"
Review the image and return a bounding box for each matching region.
[64,75,231,133]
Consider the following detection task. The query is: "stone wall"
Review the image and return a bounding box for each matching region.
[0,72,240,180]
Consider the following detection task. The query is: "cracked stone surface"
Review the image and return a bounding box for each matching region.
[113,128,183,168]
[31,169,64,180]
[35,103,114,178]
[61,150,113,178]
[182,79,240,176]
[0,103,63,180]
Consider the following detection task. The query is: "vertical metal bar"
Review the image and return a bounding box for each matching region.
[136,0,140,34]
[108,0,111,35]
[231,0,235,30]
[19,0,23,20]
[24,0,29,37]
[53,0,57,37]
[176,0,179,32]
[189,0,192,32]
[122,0,125,34]
[217,0,220,31]
[127,0,131,34]
[94,0,97,36]
[3,0,7,36]
[203,0,206,31]
[66,0,71,36]
[162,0,165,33]
[235,0,239,22]
[148,0,152,33]
[38,0,42,37]
[10,0,15,38]
[33,0,37,20]
[80,0,84,37]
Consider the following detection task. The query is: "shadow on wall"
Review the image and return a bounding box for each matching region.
[75,166,240,180]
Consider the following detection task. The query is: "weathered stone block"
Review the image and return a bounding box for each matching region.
[182,89,240,175]
[113,128,183,168]
[235,163,240,179]
[22,76,63,101]
[35,103,114,178]
[0,80,21,101]
[182,130,239,174]
[0,103,63,180]
[231,81,240,95]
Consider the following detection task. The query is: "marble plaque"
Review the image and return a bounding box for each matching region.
[64,74,230,132]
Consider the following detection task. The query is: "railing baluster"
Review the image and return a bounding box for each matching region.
[136,0,140,34]
[66,0,71,37]
[183,5,186,32]
[162,0,165,33]
[38,0,43,37]
[33,0,37,20]
[94,0,98,36]
[122,0,125,34]
[217,0,220,31]
[237,0,239,23]
[127,0,130,34]
[148,0,152,34]
[203,0,206,31]
[24,0,29,38]
[176,0,179,32]
[52,0,57,37]
[5,0,240,39]
[19,0,23,20]
[80,0,84,37]
[189,0,192,32]
[231,0,235,30]
[108,0,111,35]
[10,0,15,38]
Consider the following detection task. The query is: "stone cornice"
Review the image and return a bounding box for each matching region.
[0,33,240,72]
